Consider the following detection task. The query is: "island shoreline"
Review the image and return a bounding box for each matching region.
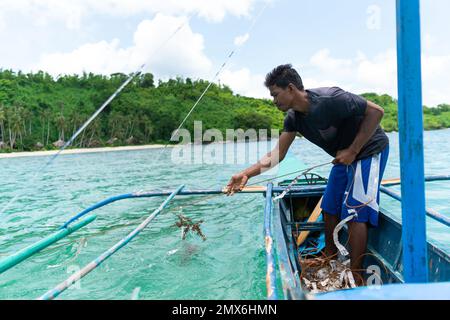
[0,144,173,159]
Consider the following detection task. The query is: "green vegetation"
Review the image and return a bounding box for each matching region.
[361,93,450,132]
[0,69,449,152]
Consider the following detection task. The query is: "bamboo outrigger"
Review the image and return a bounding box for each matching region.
[0,161,448,299]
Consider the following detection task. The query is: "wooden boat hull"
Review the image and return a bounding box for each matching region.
[271,178,450,299]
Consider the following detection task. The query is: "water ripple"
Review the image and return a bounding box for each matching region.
[0,130,448,299]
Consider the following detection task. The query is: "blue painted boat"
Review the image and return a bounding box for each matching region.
[263,156,450,300]
[263,0,450,300]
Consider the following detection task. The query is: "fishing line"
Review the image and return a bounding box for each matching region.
[0,15,192,218]
[273,161,331,201]
[169,161,332,216]
[150,0,270,163]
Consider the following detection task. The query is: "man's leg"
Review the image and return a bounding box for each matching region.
[323,211,339,258]
[321,165,348,259]
[348,221,368,286]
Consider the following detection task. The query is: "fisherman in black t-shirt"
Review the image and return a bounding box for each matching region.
[225,64,389,286]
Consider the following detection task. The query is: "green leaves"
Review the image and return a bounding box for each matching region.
[0,69,448,153]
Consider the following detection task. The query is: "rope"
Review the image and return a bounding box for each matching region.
[333,212,357,257]
[273,162,331,201]
[332,162,377,259]
[167,161,331,216]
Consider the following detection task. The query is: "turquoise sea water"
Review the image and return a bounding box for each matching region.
[0,129,449,299]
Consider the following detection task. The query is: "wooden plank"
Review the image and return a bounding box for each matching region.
[381,178,401,186]
[222,186,267,193]
[296,197,323,246]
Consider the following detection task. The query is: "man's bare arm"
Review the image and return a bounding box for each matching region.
[334,100,384,165]
[225,131,296,194]
[243,131,296,178]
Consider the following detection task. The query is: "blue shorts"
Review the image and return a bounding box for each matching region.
[321,146,389,227]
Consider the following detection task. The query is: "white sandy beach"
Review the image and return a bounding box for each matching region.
[0,144,171,159]
[0,137,279,159]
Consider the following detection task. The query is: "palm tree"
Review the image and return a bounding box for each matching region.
[107,112,120,141]
[0,104,6,143]
[21,107,33,135]
[55,113,65,141]
[139,115,153,143]
[7,107,22,149]
[87,119,101,147]
[41,108,52,146]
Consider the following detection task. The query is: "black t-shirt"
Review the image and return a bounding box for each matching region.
[283,87,389,160]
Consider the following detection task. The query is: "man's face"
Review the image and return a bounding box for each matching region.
[269,85,293,112]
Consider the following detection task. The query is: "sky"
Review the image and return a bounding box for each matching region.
[0,0,449,107]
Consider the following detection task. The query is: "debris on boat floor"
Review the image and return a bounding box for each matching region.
[299,256,357,293]
[173,214,206,241]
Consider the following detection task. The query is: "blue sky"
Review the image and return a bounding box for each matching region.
[0,0,449,106]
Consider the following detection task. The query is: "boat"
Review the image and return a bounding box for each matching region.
[1,0,449,301]
[0,153,448,299]
[263,154,450,300]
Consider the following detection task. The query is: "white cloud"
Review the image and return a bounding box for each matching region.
[355,49,397,94]
[422,53,450,106]
[301,77,337,89]
[302,48,450,106]
[216,52,444,107]
[0,13,5,32]
[0,1,87,30]
[310,49,353,72]
[0,0,264,30]
[34,14,212,79]
[423,33,437,52]
[219,68,269,99]
[307,49,361,90]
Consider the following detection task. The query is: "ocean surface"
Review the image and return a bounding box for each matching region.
[0,129,449,299]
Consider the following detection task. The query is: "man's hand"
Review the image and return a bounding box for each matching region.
[224,173,249,196]
[333,148,358,165]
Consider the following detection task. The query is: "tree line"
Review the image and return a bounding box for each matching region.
[0,69,449,152]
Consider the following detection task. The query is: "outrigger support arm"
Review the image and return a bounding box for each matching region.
[0,214,97,274]
[263,183,278,300]
[380,186,450,227]
[60,175,450,229]
[59,186,328,229]
[38,184,184,300]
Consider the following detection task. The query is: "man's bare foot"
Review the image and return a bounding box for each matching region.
[352,271,365,287]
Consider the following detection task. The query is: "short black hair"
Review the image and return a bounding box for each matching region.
[264,64,304,90]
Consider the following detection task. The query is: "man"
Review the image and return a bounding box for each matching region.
[225,64,389,285]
